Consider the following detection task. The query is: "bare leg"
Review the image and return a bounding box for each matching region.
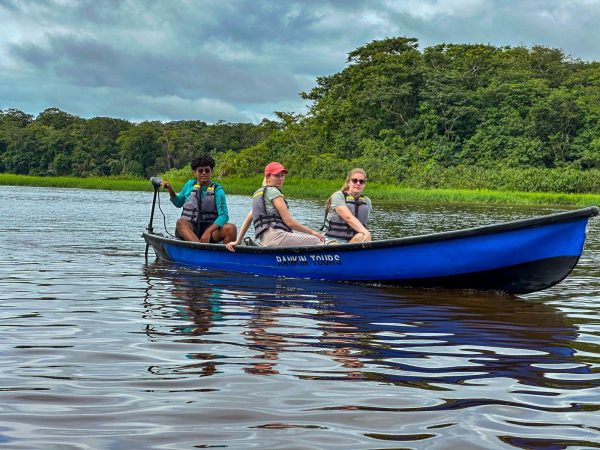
[348,232,370,243]
[212,223,237,244]
[176,218,200,242]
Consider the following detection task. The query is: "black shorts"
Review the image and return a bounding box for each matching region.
[175,228,220,243]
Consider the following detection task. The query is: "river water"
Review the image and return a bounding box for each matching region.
[1,185,599,449]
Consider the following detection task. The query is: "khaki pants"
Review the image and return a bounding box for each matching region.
[259,227,321,247]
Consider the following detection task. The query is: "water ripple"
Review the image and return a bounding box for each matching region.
[1,186,599,448]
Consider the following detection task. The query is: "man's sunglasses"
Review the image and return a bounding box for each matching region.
[195,168,212,174]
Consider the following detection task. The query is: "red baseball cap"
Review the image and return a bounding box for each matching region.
[264,161,288,176]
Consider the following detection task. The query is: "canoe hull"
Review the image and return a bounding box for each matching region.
[143,207,598,294]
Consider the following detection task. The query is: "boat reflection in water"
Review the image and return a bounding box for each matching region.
[142,261,587,391]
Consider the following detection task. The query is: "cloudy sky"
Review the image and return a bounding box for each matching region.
[2,0,600,124]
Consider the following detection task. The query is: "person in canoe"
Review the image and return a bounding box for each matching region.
[225,162,324,250]
[161,154,237,244]
[322,168,372,244]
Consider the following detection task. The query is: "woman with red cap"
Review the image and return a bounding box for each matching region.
[226,162,324,250]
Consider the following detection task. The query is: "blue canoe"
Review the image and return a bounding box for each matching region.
[143,206,598,294]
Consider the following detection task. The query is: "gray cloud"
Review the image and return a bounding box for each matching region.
[2,0,600,123]
[9,33,307,103]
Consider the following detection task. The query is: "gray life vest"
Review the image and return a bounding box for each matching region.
[324,191,370,240]
[251,186,292,237]
[180,182,219,236]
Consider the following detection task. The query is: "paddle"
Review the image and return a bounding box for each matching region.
[145,177,163,258]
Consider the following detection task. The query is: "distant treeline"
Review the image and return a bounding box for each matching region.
[3,36,600,193]
[0,107,280,178]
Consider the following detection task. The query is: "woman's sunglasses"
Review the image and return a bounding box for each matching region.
[351,178,366,185]
[195,167,212,174]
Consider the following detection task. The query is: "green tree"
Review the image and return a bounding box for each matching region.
[36,107,81,129]
[301,37,423,154]
[51,153,72,176]
[0,108,34,128]
[68,117,131,176]
[117,122,162,177]
[1,127,40,174]
[525,89,584,167]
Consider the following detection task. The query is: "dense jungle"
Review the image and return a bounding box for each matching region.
[2,37,600,194]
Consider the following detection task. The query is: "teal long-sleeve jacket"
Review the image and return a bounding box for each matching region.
[170,179,229,228]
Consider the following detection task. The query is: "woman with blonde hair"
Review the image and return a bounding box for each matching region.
[323,168,372,244]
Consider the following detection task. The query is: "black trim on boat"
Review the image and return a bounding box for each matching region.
[374,255,580,295]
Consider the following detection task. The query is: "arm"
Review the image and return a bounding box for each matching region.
[199,223,220,243]
[334,205,371,241]
[213,186,229,228]
[272,197,324,241]
[226,210,253,251]
[163,179,193,207]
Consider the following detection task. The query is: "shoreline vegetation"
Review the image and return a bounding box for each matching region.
[2,173,599,208]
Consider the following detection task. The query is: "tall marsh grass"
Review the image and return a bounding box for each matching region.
[0,174,152,191]
[189,175,600,207]
[2,172,600,207]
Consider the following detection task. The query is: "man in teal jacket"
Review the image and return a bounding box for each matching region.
[162,154,237,244]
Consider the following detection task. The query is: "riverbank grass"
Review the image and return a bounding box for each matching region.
[0,173,151,191]
[1,173,599,207]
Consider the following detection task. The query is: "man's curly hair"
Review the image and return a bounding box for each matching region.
[191,154,215,170]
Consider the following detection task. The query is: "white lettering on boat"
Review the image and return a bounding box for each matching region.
[275,255,309,266]
[309,254,341,265]
[275,254,342,267]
